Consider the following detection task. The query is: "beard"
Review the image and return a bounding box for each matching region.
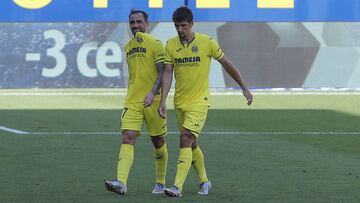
[132,28,144,35]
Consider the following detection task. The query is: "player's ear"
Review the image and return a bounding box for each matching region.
[189,21,194,28]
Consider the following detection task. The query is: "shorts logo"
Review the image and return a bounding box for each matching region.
[192,45,199,53]
[177,160,185,164]
[136,36,143,43]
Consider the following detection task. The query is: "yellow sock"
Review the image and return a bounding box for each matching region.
[154,143,168,185]
[192,146,209,183]
[174,148,192,191]
[117,144,134,185]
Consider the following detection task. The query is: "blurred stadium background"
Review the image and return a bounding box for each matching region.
[2,22,360,89]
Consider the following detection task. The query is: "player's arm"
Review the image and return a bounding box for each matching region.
[144,61,164,107]
[158,63,174,118]
[218,55,253,105]
[144,39,165,107]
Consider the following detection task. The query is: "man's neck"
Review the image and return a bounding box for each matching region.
[181,32,195,44]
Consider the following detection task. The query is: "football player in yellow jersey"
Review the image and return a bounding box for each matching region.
[158,7,253,197]
[105,10,168,195]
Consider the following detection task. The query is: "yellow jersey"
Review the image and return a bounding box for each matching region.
[124,32,165,105]
[165,33,224,108]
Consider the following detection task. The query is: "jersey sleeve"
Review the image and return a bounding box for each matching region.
[124,42,129,63]
[153,40,166,64]
[209,38,224,60]
[164,41,173,65]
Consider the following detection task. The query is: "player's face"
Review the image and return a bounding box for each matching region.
[129,13,148,35]
[174,21,193,39]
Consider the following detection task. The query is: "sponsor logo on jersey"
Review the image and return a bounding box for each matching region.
[175,57,201,64]
[127,47,147,56]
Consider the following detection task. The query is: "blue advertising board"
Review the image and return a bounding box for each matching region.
[1,0,360,22]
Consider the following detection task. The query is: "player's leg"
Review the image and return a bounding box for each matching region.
[163,108,190,197]
[165,106,207,197]
[187,105,211,195]
[173,128,195,190]
[105,105,143,195]
[164,127,194,197]
[191,141,210,189]
[144,101,168,194]
[105,132,138,195]
[116,130,138,187]
[150,135,167,194]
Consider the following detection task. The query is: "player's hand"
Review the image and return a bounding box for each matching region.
[144,91,155,107]
[158,103,167,119]
[243,89,253,105]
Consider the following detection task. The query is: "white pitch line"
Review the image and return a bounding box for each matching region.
[25,131,360,135]
[0,92,126,96]
[0,125,28,134]
[1,92,360,96]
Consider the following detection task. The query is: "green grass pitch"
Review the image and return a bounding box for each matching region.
[0,89,359,202]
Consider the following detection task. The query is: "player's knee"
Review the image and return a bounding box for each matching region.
[151,136,165,148]
[180,130,195,147]
[122,130,138,145]
[191,141,198,149]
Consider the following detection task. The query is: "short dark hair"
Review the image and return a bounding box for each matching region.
[172,6,193,23]
[129,9,148,22]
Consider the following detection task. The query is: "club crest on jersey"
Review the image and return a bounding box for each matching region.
[136,36,143,43]
[192,45,199,53]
